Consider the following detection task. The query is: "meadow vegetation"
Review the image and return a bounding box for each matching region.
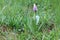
[0,0,60,40]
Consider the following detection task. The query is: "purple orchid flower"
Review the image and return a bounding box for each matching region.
[33,4,38,12]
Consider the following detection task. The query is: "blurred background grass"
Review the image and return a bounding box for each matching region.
[0,0,60,40]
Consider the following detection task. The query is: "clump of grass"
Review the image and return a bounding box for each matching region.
[0,0,59,40]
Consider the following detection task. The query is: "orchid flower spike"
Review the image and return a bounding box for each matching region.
[33,3,38,12]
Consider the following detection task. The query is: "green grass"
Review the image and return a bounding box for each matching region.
[0,0,60,40]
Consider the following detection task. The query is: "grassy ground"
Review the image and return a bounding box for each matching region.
[0,0,60,40]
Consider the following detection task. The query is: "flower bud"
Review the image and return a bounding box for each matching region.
[33,3,38,12]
